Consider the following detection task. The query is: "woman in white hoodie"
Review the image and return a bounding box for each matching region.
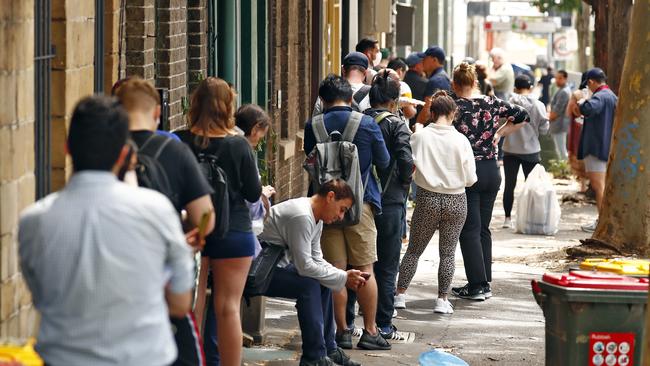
[395,91,477,314]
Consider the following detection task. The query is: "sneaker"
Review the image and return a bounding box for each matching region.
[451,283,485,301]
[335,329,353,349]
[300,356,334,366]
[328,347,361,366]
[483,284,492,299]
[357,329,391,350]
[350,327,363,337]
[392,309,398,318]
[394,293,406,309]
[502,217,512,229]
[433,298,454,314]
[581,220,598,233]
[380,325,406,341]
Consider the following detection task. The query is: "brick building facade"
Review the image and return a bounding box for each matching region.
[1,0,314,338]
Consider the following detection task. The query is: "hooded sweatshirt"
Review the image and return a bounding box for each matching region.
[503,93,550,158]
[410,123,477,195]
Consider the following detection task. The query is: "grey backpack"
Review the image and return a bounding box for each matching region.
[304,111,365,226]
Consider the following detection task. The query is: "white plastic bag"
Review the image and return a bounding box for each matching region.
[515,164,561,235]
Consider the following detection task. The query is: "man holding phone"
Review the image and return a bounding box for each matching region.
[259,179,366,366]
[115,77,215,366]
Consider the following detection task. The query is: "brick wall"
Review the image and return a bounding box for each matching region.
[156,0,188,130]
[51,0,96,190]
[104,0,126,93]
[187,0,207,94]
[0,1,39,338]
[125,0,155,82]
[268,0,312,201]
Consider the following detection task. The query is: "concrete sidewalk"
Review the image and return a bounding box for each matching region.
[243,175,596,365]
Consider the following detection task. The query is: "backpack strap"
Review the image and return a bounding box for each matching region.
[354,85,371,105]
[342,111,363,142]
[312,114,329,143]
[139,134,172,160]
[373,112,393,124]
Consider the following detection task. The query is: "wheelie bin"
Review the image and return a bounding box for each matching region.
[532,271,648,366]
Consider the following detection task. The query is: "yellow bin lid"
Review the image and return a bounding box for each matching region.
[0,338,43,366]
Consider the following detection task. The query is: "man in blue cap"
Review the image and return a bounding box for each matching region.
[420,46,451,97]
[576,67,617,233]
[312,52,372,116]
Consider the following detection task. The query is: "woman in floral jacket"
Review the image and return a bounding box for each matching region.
[448,62,530,301]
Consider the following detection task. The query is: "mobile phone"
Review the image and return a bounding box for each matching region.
[197,210,213,240]
[361,272,371,280]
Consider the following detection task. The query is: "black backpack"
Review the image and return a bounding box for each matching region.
[194,143,230,239]
[135,135,179,209]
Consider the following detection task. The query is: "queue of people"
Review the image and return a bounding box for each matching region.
[16,38,615,366]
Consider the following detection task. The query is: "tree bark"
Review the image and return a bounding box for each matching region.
[576,2,591,71]
[593,0,650,255]
[606,0,633,95]
[592,0,608,70]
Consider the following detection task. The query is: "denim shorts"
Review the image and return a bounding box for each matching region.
[202,230,257,259]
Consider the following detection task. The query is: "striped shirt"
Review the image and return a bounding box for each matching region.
[18,171,194,366]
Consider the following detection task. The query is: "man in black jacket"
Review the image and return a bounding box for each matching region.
[360,71,414,340]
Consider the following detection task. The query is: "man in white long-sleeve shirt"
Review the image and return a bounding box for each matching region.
[259,179,367,366]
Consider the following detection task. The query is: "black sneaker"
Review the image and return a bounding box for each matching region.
[335,328,353,350]
[452,283,485,301]
[300,356,334,366]
[483,284,492,299]
[357,329,391,350]
[380,325,406,341]
[328,347,361,366]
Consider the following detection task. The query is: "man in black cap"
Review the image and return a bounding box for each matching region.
[420,46,450,97]
[312,52,372,116]
[575,67,618,233]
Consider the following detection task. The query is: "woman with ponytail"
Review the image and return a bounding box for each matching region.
[395,91,476,314]
[363,71,414,338]
[449,62,529,301]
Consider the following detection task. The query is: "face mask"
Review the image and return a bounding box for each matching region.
[373,52,382,67]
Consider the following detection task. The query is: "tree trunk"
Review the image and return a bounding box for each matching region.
[576,2,591,71]
[606,0,633,95]
[593,0,650,255]
[592,0,608,70]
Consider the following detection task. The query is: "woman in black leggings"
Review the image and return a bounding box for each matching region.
[502,75,550,228]
[447,63,530,301]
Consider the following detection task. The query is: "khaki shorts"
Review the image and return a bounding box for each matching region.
[320,203,378,266]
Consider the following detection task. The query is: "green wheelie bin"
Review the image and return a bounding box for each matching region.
[532,271,648,366]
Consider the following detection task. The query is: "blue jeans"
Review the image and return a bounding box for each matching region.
[266,265,337,361]
[374,204,405,328]
[203,291,220,366]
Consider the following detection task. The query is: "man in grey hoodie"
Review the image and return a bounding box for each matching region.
[501,75,550,228]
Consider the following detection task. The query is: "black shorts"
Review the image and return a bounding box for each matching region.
[170,313,205,366]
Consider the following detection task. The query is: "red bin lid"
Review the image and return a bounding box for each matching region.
[543,271,649,291]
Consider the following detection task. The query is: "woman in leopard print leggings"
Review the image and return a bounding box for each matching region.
[395,91,477,314]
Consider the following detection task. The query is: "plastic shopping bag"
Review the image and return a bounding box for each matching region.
[515,164,561,235]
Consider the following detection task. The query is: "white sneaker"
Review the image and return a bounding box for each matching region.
[434,298,454,314]
[392,309,398,318]
[394,293,406,309]
[581,220,598,233]
[502,217,512,229]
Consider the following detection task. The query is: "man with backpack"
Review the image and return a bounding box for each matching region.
[363,71,414,341]
[115,77,215,366]
[304,75,391,351]
[313,52,373,116]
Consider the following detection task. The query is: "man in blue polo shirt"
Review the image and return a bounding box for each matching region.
[304,75,390,351]
[577,68,618,233]
[420,46,451,97]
